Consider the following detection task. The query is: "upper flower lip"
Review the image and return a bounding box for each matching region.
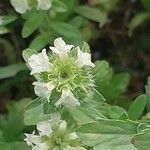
[49,37,73,58]
[28,49,53,75]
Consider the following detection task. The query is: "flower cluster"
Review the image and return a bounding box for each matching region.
[27,37,95,108]
[10,0,52,14]
[24,114,86,150]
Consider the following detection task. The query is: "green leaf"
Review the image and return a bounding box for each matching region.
[75,6,108,26]
[0,142,30,150]
[81,42,90,53]
[132,128,150,150]
[70,100,108,124]
[0,99,30,141]
[77,119,138,150]
[29,32,54,51]
[22,11,44,38]
[108,105,128,119]
[0,63,27,80]
[50,21,82,39]
[94,60,130,102]
[0,15,17,26]
[128,94,146,120]
[24,99,51,125]
[128,12,150,36]
[145,76,150,112]
[141,0,150,10]
[52,0,67,12]
[0,26,9,34]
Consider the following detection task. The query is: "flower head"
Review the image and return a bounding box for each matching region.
[24,114,86,150]
[27,37,95,108]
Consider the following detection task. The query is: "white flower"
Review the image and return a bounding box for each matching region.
[25,114,86,150]
[55,89,80,108]
[64,145,87,150]
[76,47,95,68]
[28,49,53,75]
[10,0,30,14]
[33,81,55,100]
[59,120,67,130]
[37,0,52,10]
[49,37,73,58]
[68,133,78,140]
[37,120,52,136]
[24,132,41,146]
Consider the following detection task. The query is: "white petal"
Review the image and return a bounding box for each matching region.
[59,120,67,130]
[50,113,61,128]
[49,46,60,55]
[54,37,67,50]
[37,120,52,136]
[76,47,95,68]
[55,89,80,108]
[28,49,52,75]
[24,133,41,146]
[68,132,78,140]
[37,0,52,10]
[10,0,30,14]
[33,81,55,100]
[49,37,73,58]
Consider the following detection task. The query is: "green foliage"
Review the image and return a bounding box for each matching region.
[94,60,130,103]
[0,63,27,80]
[22,11,44,38]
[128,95,146,120]
[75,6,108,26]
[145,76,150,112]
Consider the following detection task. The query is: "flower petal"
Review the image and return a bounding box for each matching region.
[33,81,55,100]
[37,120,52,136]
[68,132,78,140]
[37,0,52,10]
[59,120,67,130]
[10,0,30,14]
[24,133,41,146]
[76,47,95,68]
[49,37,73,58]
[28,49,52,75]
[55,89,80,108]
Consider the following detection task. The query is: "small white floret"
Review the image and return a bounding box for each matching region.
[33,81,55,100]
[37,0,52,10]
[50,37,73,58]
[76,47,95,68]
[28,49,53,75]
[37,120,52,136]
[55,89,80,108]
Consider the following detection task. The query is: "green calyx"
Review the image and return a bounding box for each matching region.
[40,54,94,94]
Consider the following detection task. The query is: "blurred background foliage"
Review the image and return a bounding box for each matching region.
[0,0,150,113]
